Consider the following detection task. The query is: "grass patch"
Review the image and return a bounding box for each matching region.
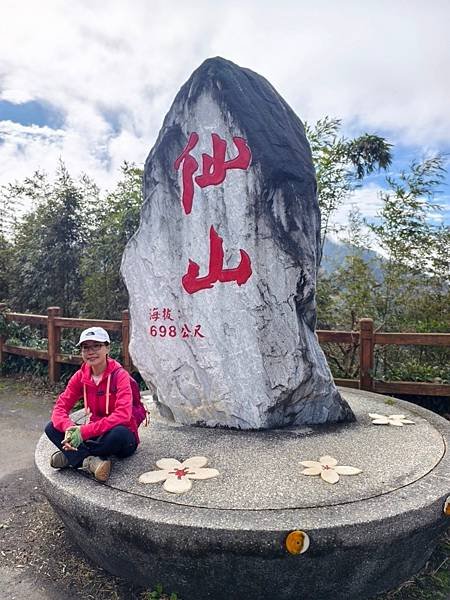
[142,584,180,599]
[376,532,450,599]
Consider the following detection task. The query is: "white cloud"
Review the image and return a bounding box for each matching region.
[0,120,119,191]
[0,121,65,180]
[1,89,34,104]
[327,184,385,253]
[330,184,385,227]
[0,0,449,207]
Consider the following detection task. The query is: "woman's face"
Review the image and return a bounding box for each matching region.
[80,342,109,369]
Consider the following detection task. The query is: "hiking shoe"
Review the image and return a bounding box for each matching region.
[50,451,69,469]
[82,456,112,482]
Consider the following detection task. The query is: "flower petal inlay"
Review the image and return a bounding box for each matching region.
[302,467,322,476]
[156,458,182,470]
[300,461,322,468]
[369,413,415,427]
[187,468,220,480]
[334,466,362,475]
[182,456,208,469]
[139,470,170,484]
[301,455,362,485]
[139,456,220,494]
[319,455,338,467]
[164,474,192,494]
[321,469,339,484]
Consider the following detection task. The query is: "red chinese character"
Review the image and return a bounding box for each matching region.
[193,324,205,338]
[162,308,174,321]
[180,324,191,339]
[195,134,251,188]
[150,308,159,321]
[182,225,252,294]
[174,132,252,215]
[173,132,199,216]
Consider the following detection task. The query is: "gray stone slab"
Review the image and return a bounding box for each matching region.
[35,389,450,600]
[105,390,443,510]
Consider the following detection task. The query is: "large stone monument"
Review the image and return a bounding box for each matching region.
[121,56,354,429]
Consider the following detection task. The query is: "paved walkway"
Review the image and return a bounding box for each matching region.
[0,378,62,599]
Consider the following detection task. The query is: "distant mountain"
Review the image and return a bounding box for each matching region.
[320,238,382,278]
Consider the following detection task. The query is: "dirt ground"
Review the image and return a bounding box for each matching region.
[0,376,147,600]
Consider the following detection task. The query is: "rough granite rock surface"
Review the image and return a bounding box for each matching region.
[121,57,354,429]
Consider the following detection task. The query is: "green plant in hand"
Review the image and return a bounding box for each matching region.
[143,583,179,600]
[63,426,83,448]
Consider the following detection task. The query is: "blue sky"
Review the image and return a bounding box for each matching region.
[0,0,449,231]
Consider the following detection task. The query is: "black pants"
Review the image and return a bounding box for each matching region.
[45,422,137,468]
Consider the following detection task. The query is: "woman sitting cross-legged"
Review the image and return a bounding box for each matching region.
[45,326,139,482]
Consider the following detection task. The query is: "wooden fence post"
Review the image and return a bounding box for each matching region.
[47,306,61,384]
[0,303,6,367]
[122,309,132,373]
[359,318,374,391]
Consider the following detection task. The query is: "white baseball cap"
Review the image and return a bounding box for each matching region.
[77,327,110,346]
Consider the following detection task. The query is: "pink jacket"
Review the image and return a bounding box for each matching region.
[51,358,139,443]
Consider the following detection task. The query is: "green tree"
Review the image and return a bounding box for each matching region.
[6,162,98,315]
[80,163,143,319]
[0,235,13,302]
[317,207,382,377]
[0,176,24,302]
[369,156,448,329]
[317,155,449,384]
[305,117,392,253]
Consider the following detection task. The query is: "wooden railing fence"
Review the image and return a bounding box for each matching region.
[0,306,449,396]
[0,304,132,383]
[320,318,450,397]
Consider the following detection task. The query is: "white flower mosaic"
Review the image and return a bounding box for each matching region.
[139,456,219,494]
[369,413,415,427]
[300,455,362,484]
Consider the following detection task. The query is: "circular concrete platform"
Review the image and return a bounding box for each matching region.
[35,389,450,600]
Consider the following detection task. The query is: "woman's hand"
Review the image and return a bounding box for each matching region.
[62,426,83,450]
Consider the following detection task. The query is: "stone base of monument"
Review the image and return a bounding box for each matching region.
[35,389,450,600]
